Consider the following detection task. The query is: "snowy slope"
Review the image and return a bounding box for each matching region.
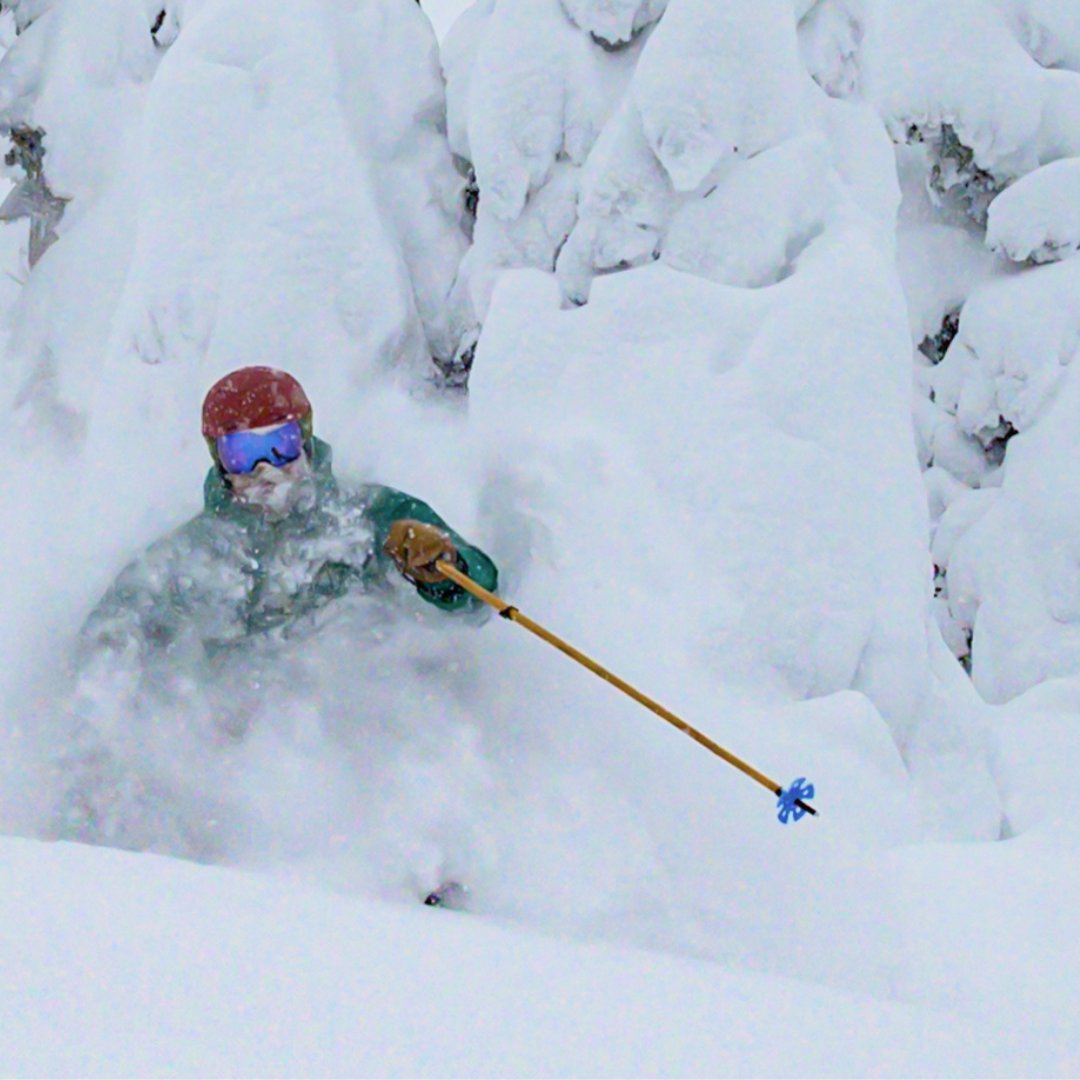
[7,663,1080,1076]
[0,835,1064,1078]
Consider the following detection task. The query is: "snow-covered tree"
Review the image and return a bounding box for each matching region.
[858,0,1080,699]
[441,0,1005,838]
[0,0,470,461]
[450,0,1080,707]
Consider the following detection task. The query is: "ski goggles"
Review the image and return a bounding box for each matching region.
[216,420,305,475]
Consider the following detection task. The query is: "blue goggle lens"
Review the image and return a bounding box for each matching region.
[216,420,304,475]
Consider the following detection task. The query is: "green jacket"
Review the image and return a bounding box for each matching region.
[79,437,498,667]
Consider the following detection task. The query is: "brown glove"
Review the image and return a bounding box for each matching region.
[383,519,458,584]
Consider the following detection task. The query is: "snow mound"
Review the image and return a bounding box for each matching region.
[465,0,580,223]
[660,134,840,287]
[986,156,1080,263]
[883,5,1080,693]
[864,0,1080,221]
[1001,0,1080,72]
[441,0,1005,842]
[798,0,864,100]
[558,0,808,301]
[945,358,1080,702]
[558,0,667,46]
[443,0,642,334]
[471,226,999,842]
[446,0,874,323]
[931,258,1080,441]
[631,0,801,193]
[3,835,1058,1077]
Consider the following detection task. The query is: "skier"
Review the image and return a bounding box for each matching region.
[78,365,498,662]
[61,366,498,859]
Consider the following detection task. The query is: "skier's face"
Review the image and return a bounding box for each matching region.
[227,447,314,520]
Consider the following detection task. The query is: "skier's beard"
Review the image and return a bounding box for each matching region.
[229,455,316,521]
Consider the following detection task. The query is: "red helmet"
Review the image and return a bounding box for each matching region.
[201,367,312,440]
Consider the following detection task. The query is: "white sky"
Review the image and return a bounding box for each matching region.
[419,0,475,40]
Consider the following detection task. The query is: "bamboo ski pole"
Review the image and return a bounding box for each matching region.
[437,560,817,819]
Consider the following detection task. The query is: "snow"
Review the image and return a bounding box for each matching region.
[633,0,801,193]
[798,0,864,100]
[421,0,478,40]
[440,0,494,163]
[944,361,1080,702]
[931,258,1080,439]
[661,134,842,287]
[465,0,575,222]
[1,0,1080,1073]
[891,833,1080,1071]
[920,249,1080,700]
[1002,0,1080,72]
[865,0,1080,176]
[895,146,1006,347]
[559,0,667,47]
[3,0,467,467]
[986,156,1080,263]
[2,834,1061,1078]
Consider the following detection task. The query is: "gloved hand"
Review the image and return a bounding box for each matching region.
[383,519,458,584]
